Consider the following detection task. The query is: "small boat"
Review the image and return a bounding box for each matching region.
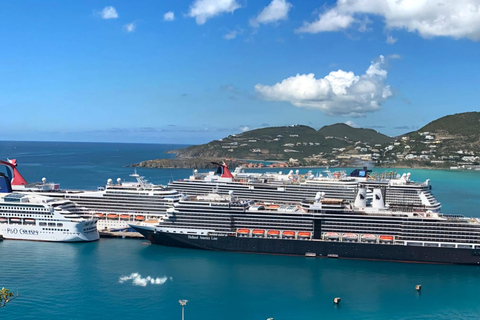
[267,230,280,236]
[361,234,377,242]
[324,232,340,240]
[24,218,36,224]
[107,214,119,219]
[10,217,21,223]
[0,217,8,223]
[96,213,105,218]
[135,215,145,221]
[120,214,131,220]
[282,230,295,237]
[297,231,311,238]
[379,235,394,242]
[342,233,358,241]
[252,229,265,236]
[237,229,250,234]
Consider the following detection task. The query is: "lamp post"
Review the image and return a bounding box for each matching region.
[179,299,188,320]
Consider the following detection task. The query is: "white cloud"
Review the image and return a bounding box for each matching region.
[188,0,240,25]
[345,120,359,128]
[386,35,397,44]
[296,8,354,33]
[119,273,172,287]
[250,0,292,27]
[164,11,175,21]
[296,0,480,40]
[123,22,136,33]
[255,55,393,117]
[223,28,243,40]
[100,6,118,19]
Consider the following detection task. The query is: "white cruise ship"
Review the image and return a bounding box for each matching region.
[168,163,441,213]
[0,174,98,242]
[5,164,182,232]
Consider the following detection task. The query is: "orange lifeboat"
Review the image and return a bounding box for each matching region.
[379,235,394,241]
[120,214,131,220]
[135,215,145,221]
[282,230,295,237]
[298,232,311,238]
[252,229,265,237]
[267,204,280,209]
[107,214,119,219]
[24,218,36,224]
[267,230,280,236]
[96,213,105,218]
[0,217,8,223]
[237,229,250,234]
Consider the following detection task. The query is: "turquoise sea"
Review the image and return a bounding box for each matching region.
[1,141,480,320]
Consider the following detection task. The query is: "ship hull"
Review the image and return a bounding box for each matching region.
[133,226,480,265]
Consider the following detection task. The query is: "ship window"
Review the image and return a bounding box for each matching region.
[39,222,47,226]
[48,223,56,227]
[57,223,63,227]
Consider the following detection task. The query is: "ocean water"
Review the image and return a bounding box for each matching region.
[1,141,480,320]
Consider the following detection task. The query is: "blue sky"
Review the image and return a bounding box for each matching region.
[1,0,479,144]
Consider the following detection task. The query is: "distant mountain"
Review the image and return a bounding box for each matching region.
[168,123,394,161]
[318,123,393,145]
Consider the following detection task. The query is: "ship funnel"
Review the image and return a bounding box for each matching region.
[0,173,13,193]
[0,159,28,186]
[354,187,367,208]
[372,188,386,209]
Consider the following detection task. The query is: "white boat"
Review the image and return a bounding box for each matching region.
[1,159,183,231]
[168,162,442,213]
[0,174,98,242]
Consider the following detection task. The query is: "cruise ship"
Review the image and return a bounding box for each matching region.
[2,159,183,231]
[131,189,480,265]
[168,163,441,213]
[0,173,98,242]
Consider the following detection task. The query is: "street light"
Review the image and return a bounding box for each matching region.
[179,299,188,320]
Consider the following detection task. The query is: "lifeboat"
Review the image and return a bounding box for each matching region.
[10,217,22,223]
[282,230,295,238]
[96,213,105,218]
[361,234,377,242]
[24,218,36,224]
[252,229,265,236]
[297,231,311,238]
[342,233,358,241]
[237,229,250,235]
[379,235,394,242]
[135,215,145,221]
[267,204,280,209]
[0,217,8,223]
[107,214,119,219]
[267,230,280,236]
[324,232,340,240]
[120,214,131,220]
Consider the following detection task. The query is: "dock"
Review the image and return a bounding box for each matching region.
[99,231,144,239]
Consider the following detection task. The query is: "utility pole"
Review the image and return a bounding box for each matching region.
[179,299,188,320]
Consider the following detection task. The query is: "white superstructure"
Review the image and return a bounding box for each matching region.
[0,192,98,242]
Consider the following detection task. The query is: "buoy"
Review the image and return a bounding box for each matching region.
[416,284,422,291]
[333,297,341,304]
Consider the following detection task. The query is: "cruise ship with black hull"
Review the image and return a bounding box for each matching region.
[131,190,480,265]
[168,163,441,213]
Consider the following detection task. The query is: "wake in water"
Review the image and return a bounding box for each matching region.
[119,273,173,287]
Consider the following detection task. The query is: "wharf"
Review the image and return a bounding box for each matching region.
[99,231,144,239]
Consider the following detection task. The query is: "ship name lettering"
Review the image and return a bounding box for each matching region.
[200,236,211,240]
[188,235,199,239]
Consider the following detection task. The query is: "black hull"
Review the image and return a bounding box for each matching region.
[132,226,480,265]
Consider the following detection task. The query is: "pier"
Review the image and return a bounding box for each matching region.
[99,231,144,239]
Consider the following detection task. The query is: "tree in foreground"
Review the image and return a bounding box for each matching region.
[0,287,18,308]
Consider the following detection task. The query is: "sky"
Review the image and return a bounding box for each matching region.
[1,0,479,144]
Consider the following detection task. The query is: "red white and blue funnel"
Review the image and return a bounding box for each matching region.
[0,159,28,186]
